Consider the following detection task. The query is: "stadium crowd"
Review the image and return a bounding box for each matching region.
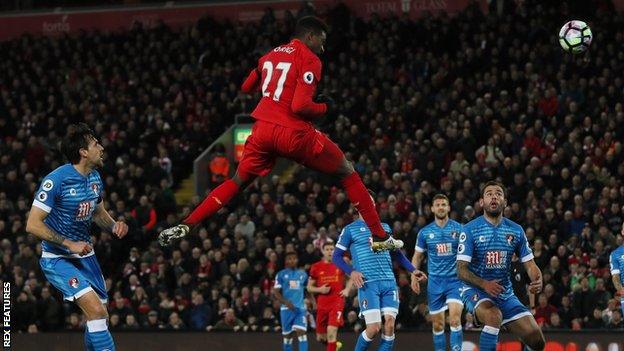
[3,0,624,334]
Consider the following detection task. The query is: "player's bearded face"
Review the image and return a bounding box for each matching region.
[481,186,506,217]
[432,200,449,220]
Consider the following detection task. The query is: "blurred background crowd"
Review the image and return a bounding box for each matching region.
[2,0,624,334]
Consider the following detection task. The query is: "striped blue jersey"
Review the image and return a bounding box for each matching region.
[274,268,308,309]
[609,245,624,286]
[32,164,103,257]
[336,219,394,282]
[457,215,533,300]
[415,219,462,277]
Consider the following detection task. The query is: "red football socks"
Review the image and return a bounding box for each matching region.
[341,172,387,239]
[327,341,337,351]
[183,179,239,226]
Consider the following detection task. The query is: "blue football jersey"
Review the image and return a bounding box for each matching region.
[32,164,103,257]
[336,219,394,282]
[610,245,624,286]
[415,219,462,277]
[457,216,533,300]
[274,268,308,309]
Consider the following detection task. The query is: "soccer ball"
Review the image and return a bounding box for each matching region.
[559,20,592,54]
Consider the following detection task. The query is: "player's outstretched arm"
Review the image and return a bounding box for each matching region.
[26,207,92,256]
[411,251,424,271]
[340,277,354,297]
[332,247,365,288]
[241,68,261,94]
[523,259,543,294]
[93,202,128,239]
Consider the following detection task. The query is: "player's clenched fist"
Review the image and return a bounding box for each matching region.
[66,240,93,256]
[482,279,504,297]
[112,221,128,238]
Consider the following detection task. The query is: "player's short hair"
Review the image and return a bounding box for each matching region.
[294,16,328,37]
[322,242,335,249]
[480,180,507,199]
[61,123,97,164]
[432,194,450,204]
[285,251,298,259]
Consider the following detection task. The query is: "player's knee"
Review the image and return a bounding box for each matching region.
[383,322,394,335]
[449,317,461,329]
[233,171,253,187]
[432,319,445,333]
[366,323,381,336]
[335,160,354,178]
[482,308,502,328]
[527,331,546,351]
[88,304,108,320]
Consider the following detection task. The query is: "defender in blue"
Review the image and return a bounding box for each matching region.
[273,252,310,351]
[333,213,426,351]
[609,240,624,317]
[457,181,545,351]
[27,123,128,351]
[413,194,463,351]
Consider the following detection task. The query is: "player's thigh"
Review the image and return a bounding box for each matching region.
[379,281,399,319]
[499,295,533,326]
[316,308,329,334]
[427,279,449,316]
[447,301,464,325]
[358,283,382,324]
[292,308,308,334]
[238,122,277,178]
[445,279,465,322]
[280,309,297,335]
[299,130,345,175]
[474,300,503,327]
[78,255,109,303]
[76,290,108,320]
[327,306,344,328]
[40,257,95,302]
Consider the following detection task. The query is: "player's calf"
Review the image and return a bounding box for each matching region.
[523,331,546,351]
[78,292,115,351]
[379,315,396,351]
[476,303,502,351]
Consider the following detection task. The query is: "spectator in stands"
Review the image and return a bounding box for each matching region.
[209,308,245,332]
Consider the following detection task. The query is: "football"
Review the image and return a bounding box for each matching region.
[559,20,592,54]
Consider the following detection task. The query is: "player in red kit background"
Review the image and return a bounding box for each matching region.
[308,242,352,351]
[158,16,403,252]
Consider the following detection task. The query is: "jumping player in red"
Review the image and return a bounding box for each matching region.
[308,242,352,351]
[158,16,402,251]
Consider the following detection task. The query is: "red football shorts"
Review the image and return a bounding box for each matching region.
[238,120,344,177]
[316,305,344,333]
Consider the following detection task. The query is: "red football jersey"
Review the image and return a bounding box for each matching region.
[309,260,345,306]
[241,39,327,129]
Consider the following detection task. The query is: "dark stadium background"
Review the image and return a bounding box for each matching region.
[2,0,624,350]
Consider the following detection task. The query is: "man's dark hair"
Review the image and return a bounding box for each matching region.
[294,16,328,37]
[432,194,450,204]
[480,180,507,199]
[285,251,298,259]
[322,242,335,249]
[61,123,97,164]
